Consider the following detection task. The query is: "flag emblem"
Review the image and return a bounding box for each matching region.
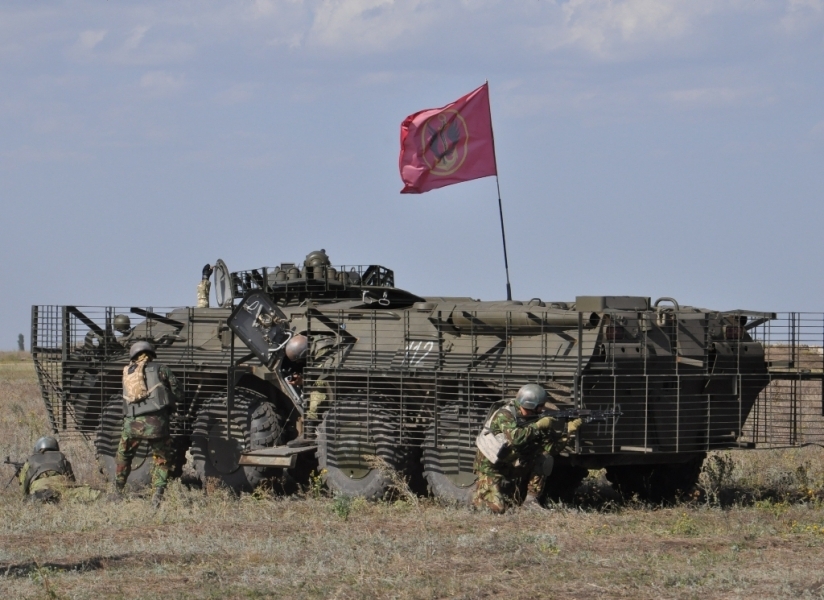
[421,110,469,176]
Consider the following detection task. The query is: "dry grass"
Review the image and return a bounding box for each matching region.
[3,351,824,599]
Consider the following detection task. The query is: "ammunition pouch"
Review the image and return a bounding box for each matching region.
[475,405,519,465]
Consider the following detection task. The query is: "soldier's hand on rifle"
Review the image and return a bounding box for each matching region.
[534,416,554,430]
[566,418,583,434]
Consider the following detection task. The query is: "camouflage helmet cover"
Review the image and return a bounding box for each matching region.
[129,340,156,360]
[515,384,547,410]
[34,436,59,453]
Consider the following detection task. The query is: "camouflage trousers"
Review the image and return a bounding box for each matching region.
[472,454,546,514]
[115,435,174,492]
[26,475,101,503]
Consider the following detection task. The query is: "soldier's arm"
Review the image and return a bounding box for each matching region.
[494,411,544,449]
[159,365,184,401]
[18,462,29,494]
[64,458,76,482]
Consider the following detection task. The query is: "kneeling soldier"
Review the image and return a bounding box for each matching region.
[116,341,182,507]
[473,384,582,514]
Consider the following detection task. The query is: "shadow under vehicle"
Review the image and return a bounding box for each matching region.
[31,251,824,502]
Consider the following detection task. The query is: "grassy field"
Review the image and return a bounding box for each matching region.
[3,352,824,599]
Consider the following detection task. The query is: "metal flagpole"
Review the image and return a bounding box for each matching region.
[486,81,513,301]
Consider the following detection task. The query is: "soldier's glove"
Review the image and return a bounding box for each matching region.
[566,418,583,434]
[202,264,214,280]
[534,416,554,430]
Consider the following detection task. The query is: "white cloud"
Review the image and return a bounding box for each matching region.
[666,87,749,108]
[307,0,438,52]
[781,0,824,33]
[139,71,185,96]
[124,25,150,51]
[213,83,256,105]
[77,29,107,50]
[0,145,91,166]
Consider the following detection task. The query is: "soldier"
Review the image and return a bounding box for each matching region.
[472,384,582,514]
[18,436,100,503]
[115,341,183,507]
[197,264,213,308]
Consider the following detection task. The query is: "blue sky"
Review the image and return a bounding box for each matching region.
[1,1,823,348]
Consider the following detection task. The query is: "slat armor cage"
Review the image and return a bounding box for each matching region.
[32,301,824,479]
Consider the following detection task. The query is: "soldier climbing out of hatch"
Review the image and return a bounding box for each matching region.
[114,341,183,508]
[280,333,338,421]
[472,384,583,514]
[17,436,101,503]
[197,264,214,308]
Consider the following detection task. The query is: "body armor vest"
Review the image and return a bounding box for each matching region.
[23,451,71,494]
[475,404,519,465]
[125,363,171,417]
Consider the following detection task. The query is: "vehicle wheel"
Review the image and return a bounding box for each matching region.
[169,436,191,480]
[606,454,704,503]
[67,368,104,432]
[421,405,478,505]
[191,388,284,493]
[316,397,401,500]
[95,394,153,489]
[541,464,589,504]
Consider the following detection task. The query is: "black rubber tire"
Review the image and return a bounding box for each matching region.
[94,394,153,489]
[67,368,103,432]
[421,408,478,505]
[316,398,401,500]
[541,464,589,504]
[168,436,191,480]
[191,388,283,493]
[606,455,705,503]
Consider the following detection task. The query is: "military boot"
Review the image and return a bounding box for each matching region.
[522,493,543,510]
[108,483,125,503]
[151,488,165,509]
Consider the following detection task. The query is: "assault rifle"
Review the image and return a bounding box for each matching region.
[4,456,25,488]
[517,406,622,428]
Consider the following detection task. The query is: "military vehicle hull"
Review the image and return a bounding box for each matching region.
[30,258,824,502]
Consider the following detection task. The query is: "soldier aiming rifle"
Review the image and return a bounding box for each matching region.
[473,384,589,514]
[516,406,623,428]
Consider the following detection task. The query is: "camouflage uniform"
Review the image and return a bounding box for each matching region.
[472,403,567,514]
[196,279,211,308]
[115,361,182,493]
[19,453,100,503]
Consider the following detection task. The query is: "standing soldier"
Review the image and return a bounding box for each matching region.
[473,384,582,514]
[197,264,213,308]
[115,341,183,507]
[18,436,100,502]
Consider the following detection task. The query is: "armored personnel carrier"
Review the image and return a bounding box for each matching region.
[30,250,824,502]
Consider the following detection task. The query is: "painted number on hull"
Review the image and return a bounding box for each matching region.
[405,340,435,367]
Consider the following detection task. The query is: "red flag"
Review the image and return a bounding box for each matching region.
[399,83,497,194]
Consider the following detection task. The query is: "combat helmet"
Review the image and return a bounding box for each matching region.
[285,334,309,362]
[304,249,331,268]
[113,314,132,333]
[515,384,547,410]
[34,436,59,453]
[129,341,156,360]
